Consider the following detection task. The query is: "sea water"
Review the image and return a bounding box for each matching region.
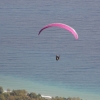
[0,0,100,100]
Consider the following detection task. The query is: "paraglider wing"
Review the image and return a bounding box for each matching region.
[38,23,78,40]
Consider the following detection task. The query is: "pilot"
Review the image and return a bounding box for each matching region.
[56,55,60,61]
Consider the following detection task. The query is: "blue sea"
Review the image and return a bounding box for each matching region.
[0,0,100,100]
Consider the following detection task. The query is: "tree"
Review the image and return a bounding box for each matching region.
[10,89,27,96]
[66,97,71,100]
[0,86,3,94]
[3,92,10,99]
[0,94,5,100]
[28,92,37,98]
[37,94,41,98]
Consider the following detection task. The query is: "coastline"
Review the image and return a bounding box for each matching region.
[1,87,83,100]
[3,89,52,99]
[0,74,100,100]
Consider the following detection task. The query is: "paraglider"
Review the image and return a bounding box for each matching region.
[38,23,78,40]
[56,55,60,61]
[38,23,78,61]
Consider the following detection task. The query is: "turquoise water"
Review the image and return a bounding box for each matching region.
[0,0,100,100]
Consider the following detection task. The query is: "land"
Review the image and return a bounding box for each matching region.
[0,86,82,100]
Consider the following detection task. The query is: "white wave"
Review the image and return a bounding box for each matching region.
[41,95,52,99]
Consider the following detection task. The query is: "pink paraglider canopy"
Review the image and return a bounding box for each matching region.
[38,23,78,40]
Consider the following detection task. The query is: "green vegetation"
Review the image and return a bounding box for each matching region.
[0,86,82,100]
[0,86,3,94]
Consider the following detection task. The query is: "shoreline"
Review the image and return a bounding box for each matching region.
[2,87,100,100]
[0,87,83,100]
[3,89,52,99]
[0,74,100,100]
